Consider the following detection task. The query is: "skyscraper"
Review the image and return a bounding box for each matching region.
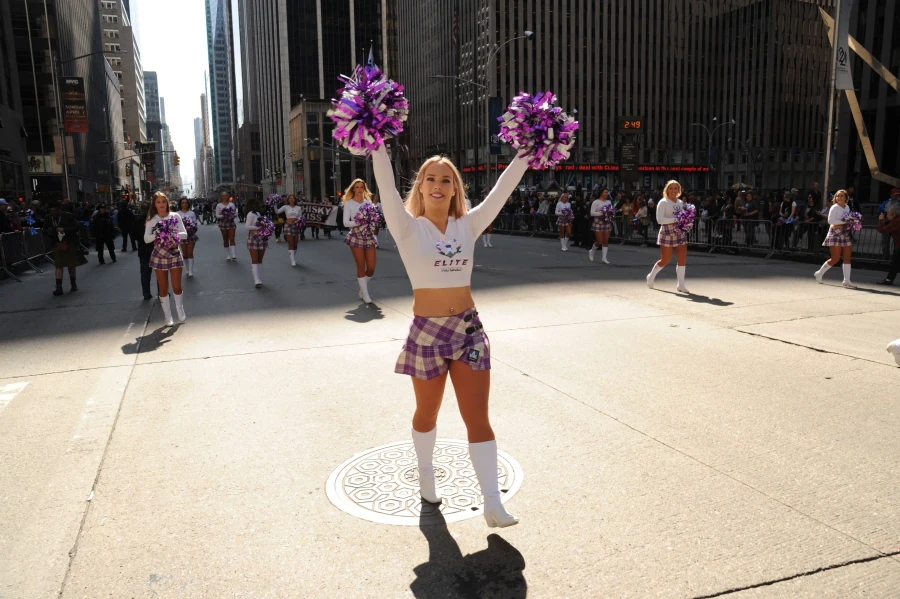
[144,71,162,190]
[206,0,237,186]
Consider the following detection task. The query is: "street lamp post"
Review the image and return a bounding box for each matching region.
[728,137,756,187]
[692,117,735,190]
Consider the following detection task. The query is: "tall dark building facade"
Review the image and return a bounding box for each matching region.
[206,0,237,186]
[0,1,28,203]
[397,0,839,193]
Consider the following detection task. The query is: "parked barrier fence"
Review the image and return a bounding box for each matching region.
[1,230,53,282]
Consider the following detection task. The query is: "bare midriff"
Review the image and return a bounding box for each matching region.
[412,287,476,317]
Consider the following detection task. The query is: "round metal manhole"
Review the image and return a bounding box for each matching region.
[326,439,524,526]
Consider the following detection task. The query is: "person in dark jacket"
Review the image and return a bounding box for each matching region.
[131,201,155,299]
[90,204,117,264]
[876,205,900,286]
[42,201,87,295]
[117,201,137,252]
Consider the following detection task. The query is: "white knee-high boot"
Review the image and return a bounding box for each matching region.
[358,277,372,303]
[159,295,174,326]
[842,264,855,288]
[676,265,689,293]
[229,245,236,259]
[601,246,610,264]
[469,440,518,528]
[289,250,296,266]
[814,261,832,283]
[173,293,186,322]
[412,428,441,504]
[647,262,664,289]
[252,263,262,286]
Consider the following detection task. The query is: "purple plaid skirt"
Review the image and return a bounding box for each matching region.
[395,308,490,380]
[149,245,184,271]
[184,230,199,244]
[657,223,687,247]
[283,220,303,237]
[592,217,612,232]
[344,227,377,249]
[557,213,574,226]
[823,226,852,247]
[218,220,236,230]
[247,234,269,250]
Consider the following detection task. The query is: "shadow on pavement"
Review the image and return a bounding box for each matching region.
[344,303,385,323]
[655,290,735,307]
[410,509,526,598]
[121,324,179,355]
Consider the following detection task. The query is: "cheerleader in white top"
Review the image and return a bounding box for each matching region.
[245,199,271,288]
[646,180,691,293]
[177,198,199,277]
[215,191,238,261]
[814,189,856,288]
[143,192,188,325]
[276,194,303,266]
[555,192,574,251]
[342,179,378,303]
[589,188,613,263]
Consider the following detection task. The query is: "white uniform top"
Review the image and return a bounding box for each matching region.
[143,213,188,243]
[656,198,684,225]
[373,145,527,290]
[215,202,233,220]
[246,211,261,231]
[555,201,572,215]
[177,210,198,224]
[590,199,612,216]
[276,205,303,219]
[343,198,375,228]
[828,204,850,226]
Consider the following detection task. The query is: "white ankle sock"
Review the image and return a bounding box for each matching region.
[648,262,664,282]
[676,265,686,286]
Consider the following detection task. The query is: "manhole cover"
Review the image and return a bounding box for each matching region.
[326,439,524,526]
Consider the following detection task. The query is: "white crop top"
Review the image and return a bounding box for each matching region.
[343,198,375,228]
[656,198,684,225]
[828,204,850,226]
[246,211,261,231]
[276,205,303,219]
[215,202,234,220]
[177,210,198,224]
[590,199,612,216]
[373,146,528,290]
[555,201,572,215]
[143,213,188,243]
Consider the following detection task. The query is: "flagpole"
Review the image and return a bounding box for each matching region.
[823,0,841,210]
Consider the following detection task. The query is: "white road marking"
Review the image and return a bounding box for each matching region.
[123,322,135,337]
[527,252,549,257]
[0,381,29,416]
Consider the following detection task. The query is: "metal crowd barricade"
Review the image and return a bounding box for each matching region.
[78,222,93,252]
[21,229,47,272]
[0,232,27,282]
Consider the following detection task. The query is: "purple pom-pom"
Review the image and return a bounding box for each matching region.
[155,215,182,249]
[353,202,381,247]
[266,194,282,208]
[183,216,198,237]
[843,211,863,232]
[255,216,275,240]
[220,206,236,224]
[599,203,616,224]
[674,204,697,234]
[557,207,575,225]
[498,91,579,170]
[328,65,409,156]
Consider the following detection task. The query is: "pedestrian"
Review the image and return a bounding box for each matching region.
[876,204,900,286]
[215,192,238,261]
[342,179,378,303]
[589,187,613,263]
[555,192,574,251]
[372,138,527,529]
[878,188,900,261]
[322,195,334,239]
[144,192,188,325]
[90,203,117,264]
[814,189,855,288]
[245,198,270,288]
[131,202,154,300]
[647,180,691,293]
[275,194,303,266]
[176,198,199,277]
[117,200,137,252]
[42,200,87,296]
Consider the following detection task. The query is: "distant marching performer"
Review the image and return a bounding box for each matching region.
[177,198,199,277]
[245,199,274,288]
[276,194,305,266]
[815,189,860,288]
[646,180,694,293]
[555,192,574,251]
[144,192,188,325]
[342,178,379,303]
[215,191,238,261]
[589,187,613,264]
[329,63,577,527]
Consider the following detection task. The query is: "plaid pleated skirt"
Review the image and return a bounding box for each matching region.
[395,308,491,381]
[592,217,612,232]
[218,220,236,230]
[344,227,377,249]
[149,245,184,271]
[247,234,269,250]
[184,230,199,243]
[283,220,303,236]
[823,226,852,247]
[657,223,688,247]
[557,213,574,226]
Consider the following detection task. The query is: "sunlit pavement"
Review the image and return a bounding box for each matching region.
[1,226,899,598]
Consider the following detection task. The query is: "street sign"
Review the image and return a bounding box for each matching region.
[620,143,639,181]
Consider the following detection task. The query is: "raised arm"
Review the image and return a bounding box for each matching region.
[372,146,415,240]
[466,158,529,234]
[275,205,288,215]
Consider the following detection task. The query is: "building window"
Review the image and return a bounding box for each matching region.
[103,43,122,53]
[101,1,117,9]
[104,29,120,39]
[101,15,119,24]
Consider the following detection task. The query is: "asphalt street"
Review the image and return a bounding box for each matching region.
[1,224,898,598]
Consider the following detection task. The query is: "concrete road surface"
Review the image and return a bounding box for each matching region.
[1,225,898,598]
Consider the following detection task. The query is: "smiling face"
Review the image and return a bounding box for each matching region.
[419,162,456,212]
[834,191,848,207]
[664,182,681,201]
[155,195,169,216]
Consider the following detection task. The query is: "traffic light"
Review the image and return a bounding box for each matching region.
[174,153,180,167]
[125,162,132,177]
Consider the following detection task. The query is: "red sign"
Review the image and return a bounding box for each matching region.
[462,163,706,174]
[638,165,710,173]
[62,78,88,133]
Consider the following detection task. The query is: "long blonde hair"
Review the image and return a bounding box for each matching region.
[343,179,372,203]
[146,191,171,221]
[404,155,468,218]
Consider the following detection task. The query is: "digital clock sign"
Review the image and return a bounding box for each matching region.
[618,117,645,135]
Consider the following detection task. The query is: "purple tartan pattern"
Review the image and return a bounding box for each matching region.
[149,245,184,271]
[247,234,269,250]
[395,308,490,380]
[218,220,237,230]
[657,223,687,247]
[283,221,302,237]
[823,226,852,247]
[556,211,574,226]
[344,227,377,249]
[592,217,612,232]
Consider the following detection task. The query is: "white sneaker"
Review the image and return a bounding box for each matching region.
[676,284,691,294]
[842,280,856,289]
[483,500,519,528]
[646,274,654,289]
[483,239,488,247]
[602,258,610,265]
[361,290,373,304]
[589,248,595,262]
[814,271,824,284]
[487,241,493,248]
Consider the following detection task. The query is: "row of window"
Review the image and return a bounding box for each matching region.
[104,29,120,39]
[104,43,122,52]
[101,15,119,24]
[101,1,118,10]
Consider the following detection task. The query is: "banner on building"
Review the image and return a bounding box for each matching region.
[834,0,855,90]
[62,78,89,133]
[300,202,337,227]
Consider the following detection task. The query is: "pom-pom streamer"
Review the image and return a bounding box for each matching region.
[328,65,409,156]
[498,91,579,170]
